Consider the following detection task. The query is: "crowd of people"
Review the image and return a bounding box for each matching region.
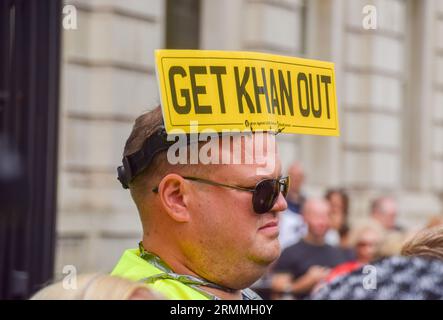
[256,162,443,299]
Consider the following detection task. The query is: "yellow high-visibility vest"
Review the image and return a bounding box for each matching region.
[111,249,210,300]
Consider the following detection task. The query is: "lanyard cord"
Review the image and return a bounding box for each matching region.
[137,242,261,300]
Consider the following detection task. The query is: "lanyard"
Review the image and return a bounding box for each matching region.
[137,242,261,300]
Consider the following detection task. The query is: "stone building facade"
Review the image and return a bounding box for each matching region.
[56,0,443,275]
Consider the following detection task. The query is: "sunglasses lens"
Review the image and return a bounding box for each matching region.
[253,180,279,214]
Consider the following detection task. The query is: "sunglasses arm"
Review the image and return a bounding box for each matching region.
[182,176,256,193]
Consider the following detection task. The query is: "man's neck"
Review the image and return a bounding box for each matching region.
[143,239,197,276]
[303,233,325,246]
[142,239,243,300]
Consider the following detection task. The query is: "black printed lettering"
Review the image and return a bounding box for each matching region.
[269,68,281,115]
[234,66,255,114]
[321,75,332,119]
[169,66,191,114]
[251,67,271,114]
[312,74,322,118]
[297,72,310,117]
[279,70,293,116]
[189,66,212,114]
[209,66,227,114]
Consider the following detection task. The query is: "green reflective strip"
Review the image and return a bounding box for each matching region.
[139,242,173,273]
[139,273,218,300]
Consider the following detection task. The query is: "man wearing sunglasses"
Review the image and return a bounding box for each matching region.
[112,106,289,300]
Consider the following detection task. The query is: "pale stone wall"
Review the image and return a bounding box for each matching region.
[56,0,165,276]
[434,2,443,192]
[56,0,443,275]
[340,0,406,223]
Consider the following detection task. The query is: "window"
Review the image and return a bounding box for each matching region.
[166,0,200,49]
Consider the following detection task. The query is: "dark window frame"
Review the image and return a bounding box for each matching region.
[0,0,61,299]
[166,0,200,49]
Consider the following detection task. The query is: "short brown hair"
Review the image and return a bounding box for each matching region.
[401,226,443,260]
[123,106,170,207]
[122,106,199,209]
[122,106,252,211]
[123,105,163,157]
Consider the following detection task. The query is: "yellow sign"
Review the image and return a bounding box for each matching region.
[155,50,339,136]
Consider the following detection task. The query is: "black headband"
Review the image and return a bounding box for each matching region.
[117,126,180,189]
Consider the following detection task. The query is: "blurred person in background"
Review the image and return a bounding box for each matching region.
[369,196,407,258]
[401,225,443,260]
[311,255,443,300]
[313,214,443,300]
[285,162,306,214]
[31,274,161,300]
[370,196,403,232]
[378,231,409,258]
[425,215,443,229]
[271,199,348,299]
[278,162,308,250]
[324,188,350,247]
[324,221,384,284]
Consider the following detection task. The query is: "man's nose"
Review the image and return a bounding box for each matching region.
[271,192,288,213]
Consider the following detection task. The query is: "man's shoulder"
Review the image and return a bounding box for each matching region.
[111,248,159,281]
[111,248,210,300]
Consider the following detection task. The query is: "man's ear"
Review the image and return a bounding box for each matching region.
[157,173,190,222]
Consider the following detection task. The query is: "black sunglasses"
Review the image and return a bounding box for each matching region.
[153,176,290,214]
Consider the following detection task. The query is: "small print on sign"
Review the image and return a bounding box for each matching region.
[155,50,339,136]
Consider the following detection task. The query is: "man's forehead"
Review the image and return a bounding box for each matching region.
[214,155,282,183]
[218,132,278,158]
[194,132,281,179]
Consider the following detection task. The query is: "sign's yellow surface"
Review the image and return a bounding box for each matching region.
[155,50,339,136]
